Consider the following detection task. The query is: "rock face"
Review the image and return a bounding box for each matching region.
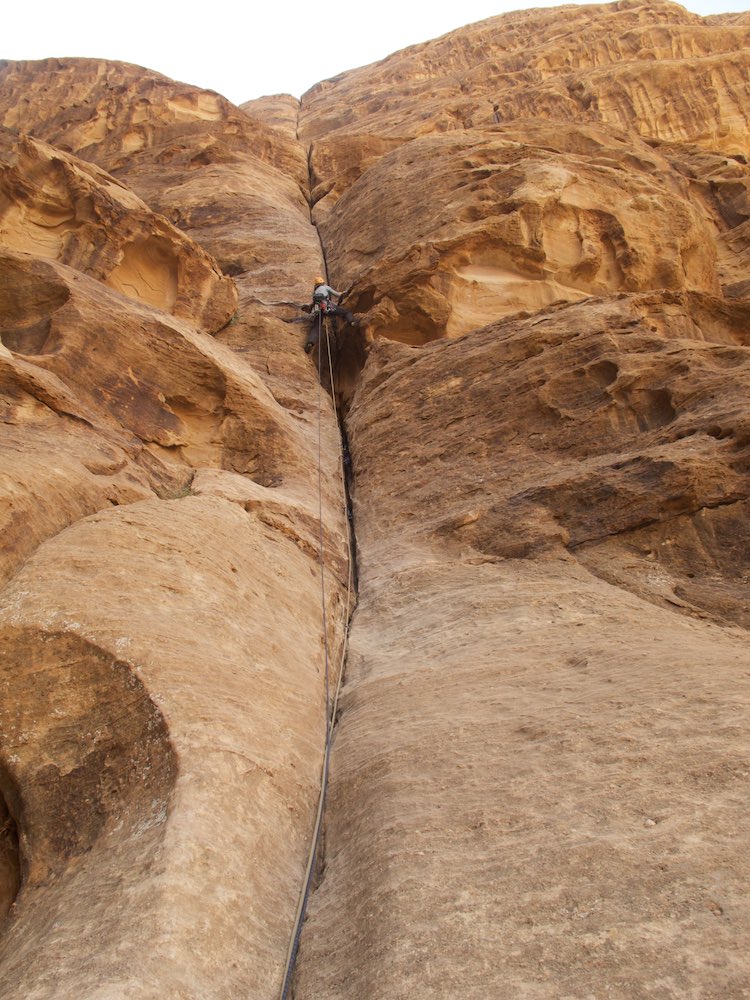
[295,294,750,999]
[292,3,750,998]
[299,0,750,153]
[0,57,351,1000]
[317,123,720,343]
[0,58,317,307]
[1,2,750,999]
[0,131,236,330]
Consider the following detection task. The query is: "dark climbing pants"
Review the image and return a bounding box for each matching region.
[306,305,355,351]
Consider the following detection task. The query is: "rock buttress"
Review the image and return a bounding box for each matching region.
[293,3,750,997]
[0,58,351,999]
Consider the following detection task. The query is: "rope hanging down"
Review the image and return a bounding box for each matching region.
[279,312,355,1000]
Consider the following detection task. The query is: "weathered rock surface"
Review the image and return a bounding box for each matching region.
[0,798,18,921]
[318,123,720,343]
[0,59,320,308]
[0,130,236,331]
[298,560,750,998]
[298,0,750,350]
[295,290,750,999]
[0,494,349,999]
[301,1,750,346]
[345,292,750,597]
[242,94,301,136]
[2,1,750,998]
[300,0,750,153]
[291,3,750,998]
[0,52,351,1000]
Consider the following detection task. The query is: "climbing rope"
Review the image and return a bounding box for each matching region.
[278,311,355,1000]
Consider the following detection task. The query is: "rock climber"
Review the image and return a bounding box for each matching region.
[304,277,358,353]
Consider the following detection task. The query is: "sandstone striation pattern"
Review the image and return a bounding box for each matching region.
[318,123,720,343]
[295,293,750,998]
[292,2,750,998]
[0,56,351,1000]
[1,1,750,999]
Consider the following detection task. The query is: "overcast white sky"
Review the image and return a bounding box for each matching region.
[3,1,746,106]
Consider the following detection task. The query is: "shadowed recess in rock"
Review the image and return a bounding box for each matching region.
[1,3,750,998]
[0,784,20,921]
[0,629,177,874]
[0,628,177,992]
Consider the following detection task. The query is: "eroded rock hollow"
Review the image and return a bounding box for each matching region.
[1,1,750,997]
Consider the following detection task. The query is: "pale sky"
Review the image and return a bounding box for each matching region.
[3,0,747,106]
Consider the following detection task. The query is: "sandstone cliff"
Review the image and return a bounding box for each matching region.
[0,56,352,1000]
[1,1,750,998]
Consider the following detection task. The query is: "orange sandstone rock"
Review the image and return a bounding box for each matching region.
[318,124,720,343]
[0,50,350,1000]
[295,289,750,1000]
[299,1,750,155]
[2,2,750,998]
[0,58,321,308]
[0,131,236,331]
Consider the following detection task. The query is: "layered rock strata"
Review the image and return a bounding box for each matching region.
[1,1,750,998]
[0,59,351,1000]
[0,58,317,308]
[0,131,236,330]
[317,123,720,343]
[300,0,750,161]
[291,2,750,998]
[295,293,750,998]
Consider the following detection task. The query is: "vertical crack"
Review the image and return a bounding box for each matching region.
[0,785,20,922]
[300,117,360,591]
[279,101,361,1000]
[306,141,330,276]
[339,421,360,593]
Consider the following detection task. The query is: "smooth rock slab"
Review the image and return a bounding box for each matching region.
[0,495,349,999]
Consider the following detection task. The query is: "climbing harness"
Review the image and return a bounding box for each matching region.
[278,310,355,1000]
